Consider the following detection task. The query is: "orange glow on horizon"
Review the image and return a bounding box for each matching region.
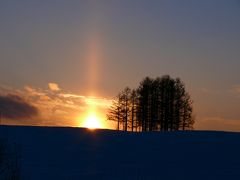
[77,101,109,129]
[83,111,102,129]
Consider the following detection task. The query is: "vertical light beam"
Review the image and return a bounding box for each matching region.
[86,34,100,96]
[85,1,103,97]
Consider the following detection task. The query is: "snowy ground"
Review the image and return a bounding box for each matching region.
[0,125,240,179]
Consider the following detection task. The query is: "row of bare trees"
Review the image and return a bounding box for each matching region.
[107,75,194,132]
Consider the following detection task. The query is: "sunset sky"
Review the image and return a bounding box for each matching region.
[0,0,240,131]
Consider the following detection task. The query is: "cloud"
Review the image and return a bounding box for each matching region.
[0,83,113,127]
[198,88,212,94]
[24,86,45,96]
[59,93,85,98]
[0,95,39,120]
[230,85,240,97]
[48,83,60,91]
[195,116,240,132]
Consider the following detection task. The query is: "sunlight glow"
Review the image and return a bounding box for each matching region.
[77,97,112,129]
[83,111,102,129]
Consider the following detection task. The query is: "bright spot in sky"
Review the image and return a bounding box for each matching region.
[83,111,102,129]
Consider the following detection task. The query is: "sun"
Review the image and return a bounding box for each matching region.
[83,111,102,129]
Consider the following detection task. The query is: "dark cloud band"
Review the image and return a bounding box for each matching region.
[0,95,38,120]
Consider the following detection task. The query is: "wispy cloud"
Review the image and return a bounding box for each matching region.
[195,116,240,132]
[0,83,112,127]
[48,83,61,91]
[198,88,212,94]
[230,85,240,97]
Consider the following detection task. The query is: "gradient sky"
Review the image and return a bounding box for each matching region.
[0,0,240,131]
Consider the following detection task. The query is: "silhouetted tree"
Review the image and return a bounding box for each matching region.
[130,90,138,132]
[180,92,194,130]
[137,77,153,131]
[121,87,132,131]
[107,94,123,130]
[107,75,194,132]
[173,78,186,130]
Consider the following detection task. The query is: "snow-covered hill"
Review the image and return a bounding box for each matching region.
[0,125,240,179]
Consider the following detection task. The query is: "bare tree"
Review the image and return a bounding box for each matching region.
[107,75,194,132]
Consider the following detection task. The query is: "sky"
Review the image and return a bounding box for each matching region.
[0,0,240,131]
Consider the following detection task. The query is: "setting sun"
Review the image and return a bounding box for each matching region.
[83,112,102,129]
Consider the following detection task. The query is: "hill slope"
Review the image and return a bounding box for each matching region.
[0,125,240,179]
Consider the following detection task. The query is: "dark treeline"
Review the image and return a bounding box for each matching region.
[107,75,194,132]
